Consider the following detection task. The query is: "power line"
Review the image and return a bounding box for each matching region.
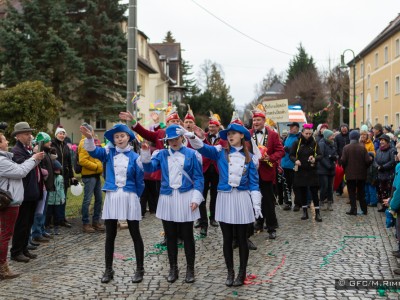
[190,0,294,57]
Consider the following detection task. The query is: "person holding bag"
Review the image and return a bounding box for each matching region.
[0,132,44,279]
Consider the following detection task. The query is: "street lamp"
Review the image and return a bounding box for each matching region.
[340,49,356,129]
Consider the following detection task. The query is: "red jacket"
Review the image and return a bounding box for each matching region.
[248,127,285,182]
[132,122,167,181]
[202,134,228,173]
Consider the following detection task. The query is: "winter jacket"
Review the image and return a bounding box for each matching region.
[334,132,350,159]
[51,138,74,189]
[47,175,65,205]
[389,163,400,212]
[78,136,103,177]
[12,141,44,202]
[317,139,337,176]
[290,136,322,187]
[0,150,38,206]
[281,132,300,170]
[341,141,371,181]
[362,139,375,155]
[40,148,55,192]
[374,145,396,181]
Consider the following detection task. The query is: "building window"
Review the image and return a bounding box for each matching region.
[396,113,400,129]
[375,52,379,68]
[139,74,146,96]
[396,39,400,57]
[360,63,364,77]
[360,92,364,107]
[374,85,379,101]
[384,115,389,126]
[95,119,106,130]
[384,81,389,98]
[396,76,400,94]
[367,74,371,89]
[375,117,378,124]
[384,46,388,64]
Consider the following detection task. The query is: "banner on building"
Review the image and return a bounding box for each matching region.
[262,99,289,122]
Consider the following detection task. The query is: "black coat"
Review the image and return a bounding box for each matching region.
[40,148,55,192]
[317,139,337,176]
[335,132,350,159]
[51,138,73,189]
[290,136,322,187]
[12,141,43,202]
[374,146,396,181]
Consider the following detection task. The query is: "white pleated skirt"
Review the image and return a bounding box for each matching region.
[102,188,142,221]
[215,189,255,224]
[156,189,200,222]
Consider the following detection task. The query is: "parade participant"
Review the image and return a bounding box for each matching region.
[250,104,284,239]
[183,104,196,141]
[289,124,323,221]
[281,122,301,211]
[52,126,78,228]
[374,134,396,212]
[341,130,372,215]
[0,132,44,278]
[195,112,227,236]
[183,122,262,287]
[317,129,337,211]
[80,124,145,284]
[140,124,203,284]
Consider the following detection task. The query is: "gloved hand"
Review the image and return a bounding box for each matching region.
[254,205,263,219]
[175,126,195,139]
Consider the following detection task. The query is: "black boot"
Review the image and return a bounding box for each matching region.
[101,268,114,283]
[232,267,246,286]
[315,208,322,222]
[132,266,144,283]
[185,265,195,283]
[301,207,309,220]
[225,268,235,286]
[167,265,179,283]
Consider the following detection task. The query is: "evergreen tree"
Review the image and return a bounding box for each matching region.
[286,43,317,83]
[0,0,84,113]
[163,31,176,43]
[65,0,128,120]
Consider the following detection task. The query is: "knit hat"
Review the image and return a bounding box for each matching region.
[35,132,51,144]
[320,123,329,130]
[384,125,392,132]
[360,124,369,133]
[374,123,383,131]
[323,129,334,140]
[340,123,349,130]
[349,130,360,141]
[55,126,66,136]
[53,160,62,171]
[81,122,93,132]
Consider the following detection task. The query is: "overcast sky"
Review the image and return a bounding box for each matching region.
[133,0,400,109]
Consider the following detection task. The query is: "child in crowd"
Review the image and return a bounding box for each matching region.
[46,160,65,235]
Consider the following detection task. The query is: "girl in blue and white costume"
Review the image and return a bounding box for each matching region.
[80,124,145,284]
[180,123,262,287]
[140,124,204,284]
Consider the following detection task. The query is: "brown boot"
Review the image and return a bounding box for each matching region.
[82,224,96,233]
[92,222,105,232]
[0,262,20,280]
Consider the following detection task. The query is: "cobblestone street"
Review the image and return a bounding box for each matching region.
[1,196,400,300]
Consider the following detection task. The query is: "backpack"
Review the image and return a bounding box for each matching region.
[74,151,82,174]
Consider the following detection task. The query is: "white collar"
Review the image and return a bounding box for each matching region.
[116,145,132,153]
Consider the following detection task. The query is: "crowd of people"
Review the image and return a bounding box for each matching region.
[2,104,400,283]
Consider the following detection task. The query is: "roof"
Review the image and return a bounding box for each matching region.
[138,57,157,74]
[349,14,400,64]
[150,43,182,61]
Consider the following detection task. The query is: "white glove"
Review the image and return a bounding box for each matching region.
[176,126,195,139]
[251,190,263,219]
[251,139,261,169]
[140,148,151,163]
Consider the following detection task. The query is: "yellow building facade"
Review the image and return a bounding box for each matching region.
[350,15,400,130]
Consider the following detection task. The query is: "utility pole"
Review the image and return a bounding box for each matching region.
[127,0,137,117]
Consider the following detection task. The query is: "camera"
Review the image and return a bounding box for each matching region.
[0,122,8,130]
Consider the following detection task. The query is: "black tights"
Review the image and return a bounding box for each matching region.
[104,219,144,270]
[220,222,249,272]
[162,220,195,267]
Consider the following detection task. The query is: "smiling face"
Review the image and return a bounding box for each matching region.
[227,131,244,147]
[252,117,265,131]
[168,136,183,150]
[113,132,130,148]
[208,124,219,135]
[379,139,389,147]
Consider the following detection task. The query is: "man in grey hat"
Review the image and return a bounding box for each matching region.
[10,122,45,262]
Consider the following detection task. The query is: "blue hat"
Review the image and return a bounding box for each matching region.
[163,124,184,140]
[104,124,135,143]
[53,160,62,171]
[219,123,251,141]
